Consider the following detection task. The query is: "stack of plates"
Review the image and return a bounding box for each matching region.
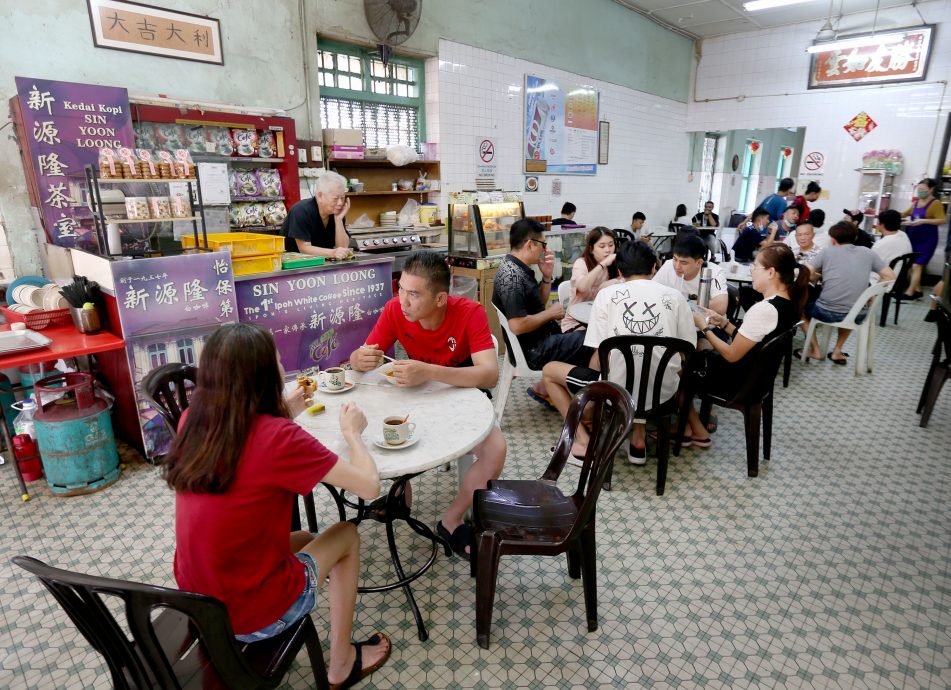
[475,176,495,191]
[379,211,398,227]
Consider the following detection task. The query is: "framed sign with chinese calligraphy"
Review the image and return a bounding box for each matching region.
[87,0,223,65]
[808,26,933,89]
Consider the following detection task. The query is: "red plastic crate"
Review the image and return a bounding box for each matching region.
[0,306,72,330]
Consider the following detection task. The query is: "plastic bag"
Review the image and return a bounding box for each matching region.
[397,199,419,226]
[349,213,374,229]
[386,145,419,167]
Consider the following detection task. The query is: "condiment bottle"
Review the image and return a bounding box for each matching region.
[80,302,101,334]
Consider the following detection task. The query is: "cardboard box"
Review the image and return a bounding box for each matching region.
[321,128,363,147]
[325,146,364,160]
[330,145,365,153]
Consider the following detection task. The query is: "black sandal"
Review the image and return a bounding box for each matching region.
[436,521,472,561]
[329,633,392,690]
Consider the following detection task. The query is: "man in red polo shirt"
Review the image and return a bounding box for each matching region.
[350,252,506,559]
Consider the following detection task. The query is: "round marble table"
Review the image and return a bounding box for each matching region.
[292,370,495,640]
[567,300,594,325]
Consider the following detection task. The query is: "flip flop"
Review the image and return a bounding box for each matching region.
[526,387,557,412]
[794,348,822,362]
[436,521,472,561]
[706,414,718,434]
[827,353,848,365]
[330,633,392,690]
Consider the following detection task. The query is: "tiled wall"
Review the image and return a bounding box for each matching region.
[0,219,13,282]
[431,40,692,234]
[687,9,951,269]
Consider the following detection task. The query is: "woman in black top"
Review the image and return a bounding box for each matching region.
[680,244,809,448]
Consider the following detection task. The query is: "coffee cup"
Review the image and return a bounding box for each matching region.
[319,367,347,391]
[382,415,415,445]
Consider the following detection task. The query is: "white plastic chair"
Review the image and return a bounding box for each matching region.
[557,281,574,307]
[493,306,542,420]
[802,280,894,376]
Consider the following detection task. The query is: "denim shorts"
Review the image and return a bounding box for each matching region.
[807,302,867,325]
[235,552,319,643]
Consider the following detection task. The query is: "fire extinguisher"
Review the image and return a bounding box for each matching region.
[12,434,43,483]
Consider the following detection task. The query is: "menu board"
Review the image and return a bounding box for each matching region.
[523,75,599,176]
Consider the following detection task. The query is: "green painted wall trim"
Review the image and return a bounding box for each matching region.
[313,0,694,103]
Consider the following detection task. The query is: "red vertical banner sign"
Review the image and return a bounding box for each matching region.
[13,76,134,247]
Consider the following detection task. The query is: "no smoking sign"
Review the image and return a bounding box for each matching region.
[803,151,824,172]
[479,139,495,163]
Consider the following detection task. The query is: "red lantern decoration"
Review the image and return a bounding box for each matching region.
[782,147,792,158]
[749,141,761,154]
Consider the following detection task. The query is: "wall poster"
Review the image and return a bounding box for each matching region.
[808,26,933,89]
[523,74,599,175]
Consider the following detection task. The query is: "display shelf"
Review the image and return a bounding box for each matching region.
[93,177,198,185]
[346,190,429,196]
[192,155,284,164]
[327,158,441,223]
[327,158,439,167]
[105,216,202,224]
[230,225,282,233]
[232,195,286,202]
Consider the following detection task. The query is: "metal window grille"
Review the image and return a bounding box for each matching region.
[320,97,419,151]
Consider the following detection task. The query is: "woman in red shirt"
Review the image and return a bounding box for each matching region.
[163,323,390,689]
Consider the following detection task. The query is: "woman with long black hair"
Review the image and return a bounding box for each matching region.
[164,323,390,689]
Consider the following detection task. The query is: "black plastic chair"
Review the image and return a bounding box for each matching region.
[917,302,951,428]
[597,335,696,495]
[675,324,798,478]
[141,363,323,532]
[612,228,637,245]
[141,363,197,435]
[12,555,329,690]
[468,382,634,649]
[782,321,804,388]
[879,252,920,327]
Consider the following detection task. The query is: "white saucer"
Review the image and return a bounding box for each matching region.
[373,433,419,450]
[318,381,355,395]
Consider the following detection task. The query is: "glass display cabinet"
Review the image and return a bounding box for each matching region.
[448,191,524,258]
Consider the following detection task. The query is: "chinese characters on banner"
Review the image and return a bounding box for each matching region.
[235,262,394,373]
[112,252,237,336]
[14,76,134,247]
[88,0,223,65]
[524,74,599,175]
[844,112,878,142]
[112,252,236,458]
[809,27,933,89]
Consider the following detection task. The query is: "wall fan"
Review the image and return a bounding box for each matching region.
[364,0,421,64]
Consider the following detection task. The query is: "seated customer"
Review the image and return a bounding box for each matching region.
[631,211,650,241]
[551,202,577,226]
[493,218,589,405]
[166,323,390,688]
[562,227,621,332]
[688,244,811,447]
[872,209,912,268]
[350,253,506,559]
[800,221,896,364]
[843,209,875,248]
[790,223,821,264]
[654,234,729,316]
[784,208,829,252]
[542,240,696,464]
[766,204,802,244]
[732,207,771,263]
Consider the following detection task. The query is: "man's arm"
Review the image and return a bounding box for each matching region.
[295,238,345,258]
[507,302,564,335]
[392,348,498,388]
[877,266,896,282]
[708,293,728,315]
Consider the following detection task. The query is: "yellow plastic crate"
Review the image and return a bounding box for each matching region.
[232,254,282,276]
[181,232,285,258]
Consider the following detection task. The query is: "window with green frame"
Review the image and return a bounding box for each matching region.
[317,40,425,151]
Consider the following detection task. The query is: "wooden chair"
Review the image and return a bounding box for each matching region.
[917,302,951,428]
[12,555,329,690]
[597,335,696,495]
[676,324,798,478]
[879,252,919,327]
[141,363,322,532]
[469,382,634,649]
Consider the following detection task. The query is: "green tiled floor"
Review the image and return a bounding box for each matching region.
[1,297,949,689]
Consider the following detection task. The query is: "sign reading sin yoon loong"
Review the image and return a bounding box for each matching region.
[14,76,134,247]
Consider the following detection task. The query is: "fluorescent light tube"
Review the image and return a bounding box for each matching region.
[806,31,908,53]
[744,0,816,11]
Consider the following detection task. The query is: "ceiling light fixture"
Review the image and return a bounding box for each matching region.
[743,0,817,12]
[806,30,908,53]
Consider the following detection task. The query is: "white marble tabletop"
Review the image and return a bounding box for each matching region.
[721,261,753,284]
[567,300,593,325]
[291,370,495,480]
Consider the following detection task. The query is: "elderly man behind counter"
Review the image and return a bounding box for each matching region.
[281,171,352,259]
